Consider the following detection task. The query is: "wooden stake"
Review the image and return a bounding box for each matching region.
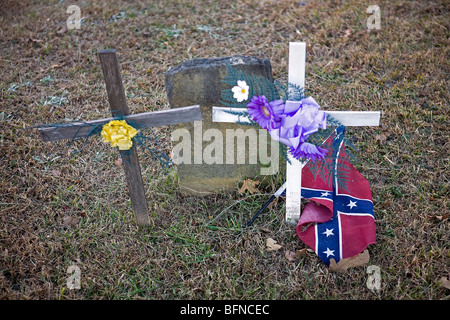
[98,49,149,226]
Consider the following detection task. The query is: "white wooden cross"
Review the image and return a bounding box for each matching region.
[213,42,380,224]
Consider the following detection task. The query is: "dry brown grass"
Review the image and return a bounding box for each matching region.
[0,0,448,301]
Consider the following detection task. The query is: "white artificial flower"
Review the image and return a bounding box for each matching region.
[231,80,249,102]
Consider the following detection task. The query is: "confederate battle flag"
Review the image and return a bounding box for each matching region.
[296,127,376,265]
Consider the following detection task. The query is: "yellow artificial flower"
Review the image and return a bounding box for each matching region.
[101,120,138,150]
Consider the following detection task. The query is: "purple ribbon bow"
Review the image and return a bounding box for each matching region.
[247,96,328,162]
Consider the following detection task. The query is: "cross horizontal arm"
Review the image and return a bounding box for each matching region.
[38,105,202,142]
[323,111,380,126]
[212,106,380,127]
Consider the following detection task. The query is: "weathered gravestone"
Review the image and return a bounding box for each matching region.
[165,56,275,195]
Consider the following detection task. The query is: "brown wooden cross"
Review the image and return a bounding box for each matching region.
[38,50,202,226]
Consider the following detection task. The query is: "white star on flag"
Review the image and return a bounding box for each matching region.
[323,228,334,237]
[323,248,335,257]
[321,191,330,197]
[347,200,357,209]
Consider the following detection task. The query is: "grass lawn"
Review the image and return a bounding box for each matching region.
[0,0,448,300]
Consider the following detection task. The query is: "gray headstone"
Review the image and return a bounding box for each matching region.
[165,55,274,195]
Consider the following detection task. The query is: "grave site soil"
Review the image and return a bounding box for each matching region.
[0,0,448,300]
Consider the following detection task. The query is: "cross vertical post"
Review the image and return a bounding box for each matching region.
[285,42,306,224]
[98,49,149,226]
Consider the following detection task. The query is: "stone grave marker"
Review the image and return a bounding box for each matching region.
[165,56,275,195]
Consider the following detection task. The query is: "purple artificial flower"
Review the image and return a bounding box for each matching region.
[247,95,284,130]
[290,142,328,162]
